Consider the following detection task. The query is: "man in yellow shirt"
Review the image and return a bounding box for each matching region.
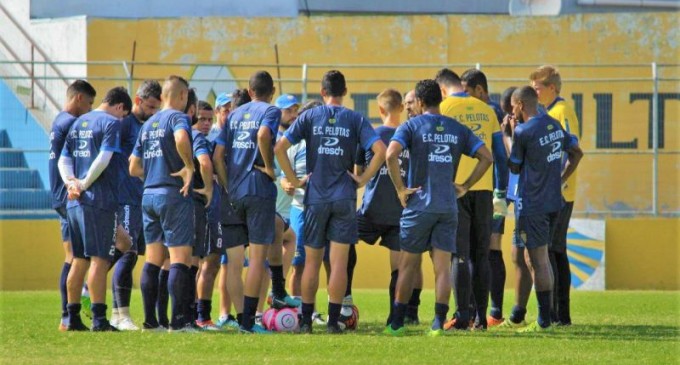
[435,68,499,330]
[530,65,581,326]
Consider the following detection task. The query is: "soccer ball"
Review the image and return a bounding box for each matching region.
[339,305,359,330]
[262,308,277,330]
[272,308,299,332]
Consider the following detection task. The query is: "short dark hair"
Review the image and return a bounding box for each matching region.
[166,75,189,88]
[102,86,132,112]
[414,79,442,109]
[198,100,212,112]
[249,71,275,98]
[321,70,346,97]
[184,88,197,114]
[137,80,162,100]
[231,88,252,108]
[512,86,539,111]
[500,86,518,114]
[460,68,488,93]
[66,80,96,100]
[434,68,461,88]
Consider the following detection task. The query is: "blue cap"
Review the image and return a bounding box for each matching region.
[215,92,232,107]
[275,94,299,109]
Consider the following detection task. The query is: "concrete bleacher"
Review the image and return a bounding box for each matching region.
[0,82,55,219]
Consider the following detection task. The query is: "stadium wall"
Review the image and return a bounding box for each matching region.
[2,218,677,290]
[84,12,679,215]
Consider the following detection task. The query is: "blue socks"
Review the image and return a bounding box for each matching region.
[489,249,506,319]
[140,262,161,327]
[169,263,190,330]
[91,303,107,328]
[407,288,422,319]
[242,296,259,330]
[433,303,449,330]
[509,305,527,324]
[197,299,212,322]
[391,302,407,330]
[59,262,71,321]
[270,265,285,298]
[536,290,552,328]
[113,252,138,310]
[301,302,314,324]
[157,269,170,327]
[328,302,342,328]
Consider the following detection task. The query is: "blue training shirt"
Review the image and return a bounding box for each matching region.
[215,100,280,201]
[60,110,121,211]
[509,113,578,216]
[116,114,144,206]
[132,109,192,194]
[191,129,212,202]
[391,113,483,214]
[357,125,408,226]
[284,105,379,205]
[488,100,509,192]
[49,111,78,209]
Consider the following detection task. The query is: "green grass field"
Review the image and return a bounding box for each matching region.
[1,290,678,364]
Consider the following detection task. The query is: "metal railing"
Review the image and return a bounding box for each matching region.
[0,60,678,217]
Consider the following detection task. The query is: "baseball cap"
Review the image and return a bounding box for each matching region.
[215,92,232,107]
[275,94,299,109]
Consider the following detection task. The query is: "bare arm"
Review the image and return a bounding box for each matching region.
[562,144,583,185]
[212,144,227,189]
[195,154,214,207]
[256,126,275,180]
[456,145,493,198]
[274,136,304,188]
[354,164,365,177]
[129,155,144,178]
[350,140,386,188]
[386,141,419,207]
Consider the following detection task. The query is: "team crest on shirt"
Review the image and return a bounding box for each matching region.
[436,125,444,132]
[466,106,474,111]
[152,122,159,128]
[547,124,554,131]
[81,122,88,127]
[244,113,251,120]
[329,118,336,125]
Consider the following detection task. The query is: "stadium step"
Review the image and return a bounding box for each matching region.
[0,148,29,168]
[0,188,52,210]
[0,130,11,148]
[0,168,44,189]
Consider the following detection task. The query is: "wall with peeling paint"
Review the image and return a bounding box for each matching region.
[85,13,679,214]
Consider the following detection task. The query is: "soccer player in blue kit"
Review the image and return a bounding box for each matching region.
[49,80,96,331]
[130,76,197,332]
[58,86,132,331]
[275,70,387,334]
[383,79,492,337]
[505,86,582,332]
[213,71,294,334]
[110,80,162,331]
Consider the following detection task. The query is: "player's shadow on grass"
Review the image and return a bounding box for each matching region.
[357,322,679,340]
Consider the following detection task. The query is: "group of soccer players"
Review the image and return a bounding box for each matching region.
[49,64,582,335]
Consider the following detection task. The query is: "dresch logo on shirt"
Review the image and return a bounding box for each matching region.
[73,139,91,158]
[318,136,344,156]
[233,130,255,149]
[428,144,453,163]
[144,140,163,159]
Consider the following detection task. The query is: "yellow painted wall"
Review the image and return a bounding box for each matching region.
[3,217,677,291]
[605,218,680,290]
[84,13,679,214]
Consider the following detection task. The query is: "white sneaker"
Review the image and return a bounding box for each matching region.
[312,312,327,325]
[110,314,119,328]
[342,295,354,307]
[115,317,140,331]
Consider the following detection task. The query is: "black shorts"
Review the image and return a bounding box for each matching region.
[456,191,492,258]
[221,223,249,250]
[513,212,559,250]
[550,201,574,254]
[357,211,400,252]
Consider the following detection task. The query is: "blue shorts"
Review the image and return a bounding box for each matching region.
[357,211,400,252]
[221,223,249,251]
[491,216,505,235]
[193,199,208,257]
[400,209,458,254]
[513,212,559,250]
[231,196,275,245]
[304,199,357,249]
[118,204,145,255]
[67,205,117,260]
[206,220,224,255]
[142,192,195,247]
[55,206,70,242]
[291,206,329,266]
